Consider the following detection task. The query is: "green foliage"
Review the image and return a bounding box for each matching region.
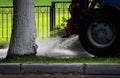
[50,17,68,37]
[60,17,68,28]
[0,38,9,48]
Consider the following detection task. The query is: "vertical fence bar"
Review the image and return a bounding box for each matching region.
[58,8,60,28]
[11,7,13,31]
[6,13,8,41]
[0,8,1,37]
[2,8,4,38]
[47,7,48,37]
[50,2,55,32]
[63,3,65,18]
[42,12,44,39]
[38,7,40,37]
[50,6,53,31]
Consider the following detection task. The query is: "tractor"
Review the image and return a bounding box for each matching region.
[64,0,120,57]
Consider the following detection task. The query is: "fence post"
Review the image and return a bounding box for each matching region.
[50,2,55,32]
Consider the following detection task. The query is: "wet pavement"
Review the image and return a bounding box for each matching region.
[0,36,120,77]
[0,36,93,59]
[0,48,7,59]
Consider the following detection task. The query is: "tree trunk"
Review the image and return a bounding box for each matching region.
[7,0,37,58]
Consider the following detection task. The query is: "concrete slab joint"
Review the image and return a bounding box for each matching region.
[83,64,87,74]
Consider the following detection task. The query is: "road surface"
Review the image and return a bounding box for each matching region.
[0,74,120,78]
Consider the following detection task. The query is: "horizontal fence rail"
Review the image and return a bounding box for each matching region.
[0,2,71,43]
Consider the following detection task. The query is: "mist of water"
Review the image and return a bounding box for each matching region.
[36,35,93,57]
[0,35,93,59]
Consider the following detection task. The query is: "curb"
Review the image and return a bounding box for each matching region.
[85,63,120,75]
[0,63,20,74]
[0,63,120,75]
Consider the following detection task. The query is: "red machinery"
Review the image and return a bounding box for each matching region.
[63,0,120,57]
[63,0,100,37]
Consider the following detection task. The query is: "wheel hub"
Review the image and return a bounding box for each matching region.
[88,20,115,48]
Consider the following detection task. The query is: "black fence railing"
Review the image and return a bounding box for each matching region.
[0,2,71,42]
[50,2,70,32]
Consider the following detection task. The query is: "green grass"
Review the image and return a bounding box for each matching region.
[0,0,50,6]
[0,56,120,63]
[0,0,71,6]
[0,0,12,6]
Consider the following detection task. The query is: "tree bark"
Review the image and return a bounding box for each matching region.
[7,0,37,58]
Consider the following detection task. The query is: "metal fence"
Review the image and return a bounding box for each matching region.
[35,6,51,39]
[0,6,13,41]
[0,2,71,42]
[51,2,70,31]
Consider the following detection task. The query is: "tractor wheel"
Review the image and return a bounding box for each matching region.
[79,12,120,57]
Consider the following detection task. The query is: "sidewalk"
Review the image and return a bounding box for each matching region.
[0,47,93,59]
[0,37,120,75]
[0,36,94,59]
[0,48,7,59]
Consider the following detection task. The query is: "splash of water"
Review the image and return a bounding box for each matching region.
[0,48,8,59]
[37,35,93,57]
[0,35,93,59]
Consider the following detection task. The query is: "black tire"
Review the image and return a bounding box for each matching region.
[79,11,120,57]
